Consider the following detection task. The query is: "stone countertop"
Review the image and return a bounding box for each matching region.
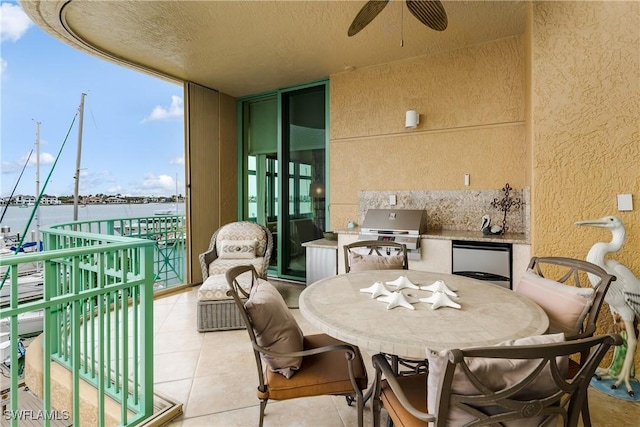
[301,238,339,249]
[335,227,529,244]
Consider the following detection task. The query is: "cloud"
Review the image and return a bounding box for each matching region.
[24,152,55,167]
[169,156,184,165]
[1,2,33,42]
[141,95,183,123]
[0,57,6,79]
[106,185,123,194]
[125,173,177,197]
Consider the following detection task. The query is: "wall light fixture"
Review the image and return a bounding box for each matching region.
[405,110,419,129]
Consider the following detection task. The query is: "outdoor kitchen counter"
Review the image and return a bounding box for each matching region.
[335,227,529,245]
[301,238,338,249]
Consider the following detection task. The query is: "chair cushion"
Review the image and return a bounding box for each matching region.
[215,222,268,257]
[218,239,258,259]
[348,253,405,272]
[427,333,567,427]
[260,333,368,400]
[245,280,303,378]
[208,257,267,278]
[198,271,258,301]
[516,270,594,334]
[381,373,429,427]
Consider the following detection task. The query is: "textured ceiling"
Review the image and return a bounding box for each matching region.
[22,0,528,97]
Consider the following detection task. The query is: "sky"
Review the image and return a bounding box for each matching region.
[0,1,185,198]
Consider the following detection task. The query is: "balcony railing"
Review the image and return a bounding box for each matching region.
[49,214,186,289]
[0,216,182,426]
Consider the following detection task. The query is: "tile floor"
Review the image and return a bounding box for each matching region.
[155,287,640,427]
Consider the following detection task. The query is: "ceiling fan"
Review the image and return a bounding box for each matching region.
[348,0,448,37]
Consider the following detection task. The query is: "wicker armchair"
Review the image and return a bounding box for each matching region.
[199,221,273,280]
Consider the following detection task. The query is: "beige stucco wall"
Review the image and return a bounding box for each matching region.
[329,2,640,364]
[531,1,639,269]
[329,36,528,230]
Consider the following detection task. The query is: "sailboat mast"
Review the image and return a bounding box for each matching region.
[73,93,86,221]
[35,121,41,253]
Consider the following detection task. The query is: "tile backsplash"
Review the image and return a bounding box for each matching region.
[357,187,530,235]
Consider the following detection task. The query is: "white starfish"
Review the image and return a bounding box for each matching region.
[420,280,458,297]
[359,281,392,298]
[386,275,419,290]
[377,291,416,310]
[420,292,461,310]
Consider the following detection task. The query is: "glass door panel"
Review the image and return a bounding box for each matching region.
[241,83,326,280]
[281,85,326,279]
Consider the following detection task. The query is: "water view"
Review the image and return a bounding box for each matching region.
[1,203,185,239]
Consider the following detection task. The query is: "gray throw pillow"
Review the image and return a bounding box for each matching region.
[245,280,303,378]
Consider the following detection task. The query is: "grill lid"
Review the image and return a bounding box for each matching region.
[360,209,426,235]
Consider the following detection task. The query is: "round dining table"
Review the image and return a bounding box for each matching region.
[299,270,549,359]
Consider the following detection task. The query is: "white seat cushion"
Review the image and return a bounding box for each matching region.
[198,272,261,301]
[208,257,267,278]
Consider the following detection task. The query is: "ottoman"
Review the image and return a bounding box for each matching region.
[197,272,265,332]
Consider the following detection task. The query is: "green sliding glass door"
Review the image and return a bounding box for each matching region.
[240,82,327,281]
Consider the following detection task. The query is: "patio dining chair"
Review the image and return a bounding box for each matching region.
[372,333,622,427]
[515,256,616,426]
[344,240,409,273]
[517,256,615,341]
[225,264,369,427]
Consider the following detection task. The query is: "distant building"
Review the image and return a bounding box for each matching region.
[105,196,127,204]
[13,195,36,205]
[83,196,103,205]
[41,196,61,205]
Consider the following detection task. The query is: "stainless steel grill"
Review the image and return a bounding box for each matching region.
[357,209,427,260]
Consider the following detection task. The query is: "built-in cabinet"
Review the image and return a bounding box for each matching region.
[303,238,338,285]
[336,232,531,288]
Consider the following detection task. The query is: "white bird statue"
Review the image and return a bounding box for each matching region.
[576,215,640,396]
[480,215,503,235]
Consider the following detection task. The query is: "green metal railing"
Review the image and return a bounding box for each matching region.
[49,214,186,289]
[0,217,178,426]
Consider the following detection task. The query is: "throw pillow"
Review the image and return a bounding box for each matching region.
[219,239,257,259]
[516,270,594,334]
[427,333,567,427]
[245,280,303,378]
[348,253,404,272]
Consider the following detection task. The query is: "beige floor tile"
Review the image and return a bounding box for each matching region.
[159,312,198,333]
[154,329,204,354]
[194,341,254,378]
[180,396,351,427]
[184,371,257,418]
[168,301,199,317]
[155,378,193,409]
[154,349,200,383]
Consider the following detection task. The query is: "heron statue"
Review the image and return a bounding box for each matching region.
[576,215,640,396]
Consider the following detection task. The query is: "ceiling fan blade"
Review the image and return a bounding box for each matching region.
[406,0,448,31]
[348,0,391,37]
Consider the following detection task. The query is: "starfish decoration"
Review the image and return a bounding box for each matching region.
[386,275,419,290]
[420,280,458,298]
[420,292,461,310]
[377,291,416,310]
[360,281,393,298]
